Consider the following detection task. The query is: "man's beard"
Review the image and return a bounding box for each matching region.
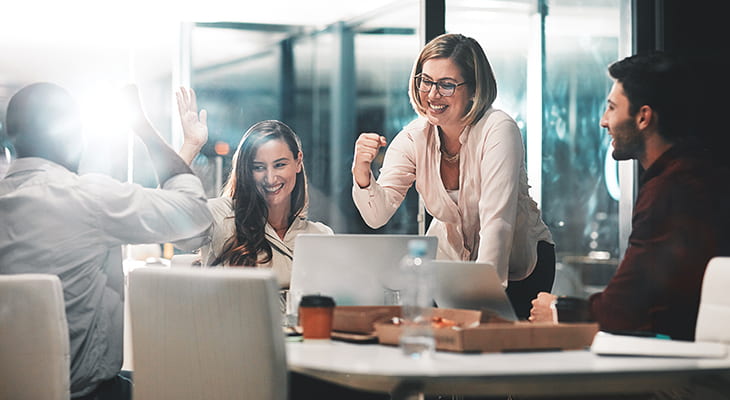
[611,118,645,161]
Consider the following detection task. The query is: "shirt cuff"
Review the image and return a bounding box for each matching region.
[161,173,206,198]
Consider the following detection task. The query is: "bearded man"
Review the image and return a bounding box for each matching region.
[530,52,730,342]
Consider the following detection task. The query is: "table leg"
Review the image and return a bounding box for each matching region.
[391,381,425,400]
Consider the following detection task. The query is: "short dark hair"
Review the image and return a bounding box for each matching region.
[5,82,83,169]
[608,52,689,143]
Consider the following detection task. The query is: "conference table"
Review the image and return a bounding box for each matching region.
[286,340,730,399]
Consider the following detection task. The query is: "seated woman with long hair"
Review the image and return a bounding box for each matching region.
[175,88,332,288]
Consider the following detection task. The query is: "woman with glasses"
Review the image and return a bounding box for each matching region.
[352,33,554,319]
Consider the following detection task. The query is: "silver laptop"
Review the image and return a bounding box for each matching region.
[432,260,518,321]
[288,234,438,313]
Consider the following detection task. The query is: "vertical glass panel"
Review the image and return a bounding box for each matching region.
[350,5,421,233]
[543,0,622,297]
[292,32,335,224]
[447,0,624,297]
[189,3,420,234]
[190,27,290,197]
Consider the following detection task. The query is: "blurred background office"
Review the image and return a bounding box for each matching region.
[1,0,726,298]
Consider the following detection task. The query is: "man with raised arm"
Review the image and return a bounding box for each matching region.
[0,83,212,400]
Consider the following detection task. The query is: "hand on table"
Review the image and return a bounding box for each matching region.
[528,292,558,323]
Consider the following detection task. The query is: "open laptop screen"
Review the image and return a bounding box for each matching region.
[288,234,437,313]
[432,260,518,321]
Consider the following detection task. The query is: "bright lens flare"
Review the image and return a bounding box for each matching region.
[79,84,135,144]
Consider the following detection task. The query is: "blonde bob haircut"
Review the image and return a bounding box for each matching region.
[408,33,497,126]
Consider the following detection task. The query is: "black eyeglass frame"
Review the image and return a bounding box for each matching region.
[414,74,469,97]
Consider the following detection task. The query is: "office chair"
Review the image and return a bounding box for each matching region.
[128,267,287,400]
[0,273,70,400]
[695,257,730,343]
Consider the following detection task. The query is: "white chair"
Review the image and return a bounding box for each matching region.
[695,256,730,343]
[0,274,70,400]
[128,267,287,400]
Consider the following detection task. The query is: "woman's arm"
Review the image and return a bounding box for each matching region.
[352,132,387,188]
[351,130,418,228]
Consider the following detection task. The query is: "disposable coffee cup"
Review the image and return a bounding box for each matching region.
[298,294,336,340]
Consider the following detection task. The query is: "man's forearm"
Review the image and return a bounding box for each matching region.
[132,119,193,185]
[179,142,203,166]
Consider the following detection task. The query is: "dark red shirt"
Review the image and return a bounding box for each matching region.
[589,146,730,340]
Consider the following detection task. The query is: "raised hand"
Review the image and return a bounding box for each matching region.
[176,87,208,147]
[176,87,208,164]
[120,84,194,183]
[352,132,387,188]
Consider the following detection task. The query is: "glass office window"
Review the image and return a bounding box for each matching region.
[351,8,420,234]
[447,0,625,296]
[291,32,336,225]
[189,26,291,198]
[543,0,623,296]
[185,1,626,295]
[188,3,420,233]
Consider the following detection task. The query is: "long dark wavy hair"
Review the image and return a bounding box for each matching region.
[213,120,308,266]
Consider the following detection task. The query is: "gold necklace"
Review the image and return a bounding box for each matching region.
[440,146,460,163]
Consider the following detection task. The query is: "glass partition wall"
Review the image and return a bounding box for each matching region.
[541,0,628,297]
[182,0,629,296]
[446,0,628,296]
[187,4,422,234]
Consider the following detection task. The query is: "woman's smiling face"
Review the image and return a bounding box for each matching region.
[251,138,302,210]
[419,57,471,133]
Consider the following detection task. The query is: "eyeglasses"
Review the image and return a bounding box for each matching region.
[415,74,468,97]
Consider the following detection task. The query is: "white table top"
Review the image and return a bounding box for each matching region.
[286,340,730,397]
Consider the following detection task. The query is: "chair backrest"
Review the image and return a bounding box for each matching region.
[695,257,730,343]
[129,267,287,400]
[0,274,70,400]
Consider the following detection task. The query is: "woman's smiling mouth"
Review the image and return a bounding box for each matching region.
[263,183,285,193]
[429,102,447,113]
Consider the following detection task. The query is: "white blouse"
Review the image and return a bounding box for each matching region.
[176,196,333,287]
[352,107,553,285]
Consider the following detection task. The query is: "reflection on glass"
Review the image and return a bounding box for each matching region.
[353,28,420,234]
[189,5,420,233]
[543,0,622,296]
[187,1,625,296]
[190,27,286,197]
[447,0,624,297]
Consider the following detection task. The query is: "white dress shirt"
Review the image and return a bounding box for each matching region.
[0,157,212,398]
[353,108,552,285]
